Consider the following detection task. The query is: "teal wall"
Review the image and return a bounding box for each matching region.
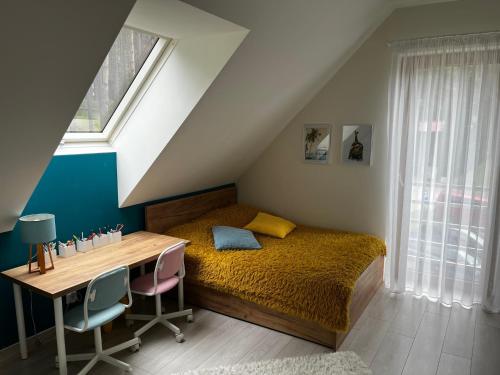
[0,152,232,350]
[0,152,144,349]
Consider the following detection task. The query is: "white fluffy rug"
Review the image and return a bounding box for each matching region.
[174,351,372,375]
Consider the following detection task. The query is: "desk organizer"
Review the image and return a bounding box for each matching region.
[109,231,122,243]
[76,239,93,252]
[92,234,111,249]
[58,243,76,258]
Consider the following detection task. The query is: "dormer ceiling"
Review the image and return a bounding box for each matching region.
[121,0,456,207]
[119,0,396,206]
[0,0,455,232]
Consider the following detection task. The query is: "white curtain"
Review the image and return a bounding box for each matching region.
[386,33,500,311]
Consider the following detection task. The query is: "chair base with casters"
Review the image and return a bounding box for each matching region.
[126,243,193,343]
[126,280,193,343]
[56,326,141,374]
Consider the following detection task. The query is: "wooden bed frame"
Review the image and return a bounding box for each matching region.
[145,186,384,349]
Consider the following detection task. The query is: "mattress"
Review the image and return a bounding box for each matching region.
[166,204,386,332]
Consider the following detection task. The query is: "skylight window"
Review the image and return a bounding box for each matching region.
[63,26,169,144]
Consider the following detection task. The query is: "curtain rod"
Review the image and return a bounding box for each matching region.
[387,30,500,47]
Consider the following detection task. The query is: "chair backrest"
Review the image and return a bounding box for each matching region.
[155,243,185,282]
[85,265,131,311]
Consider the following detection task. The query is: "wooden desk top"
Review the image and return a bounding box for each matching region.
[0,231,188,299]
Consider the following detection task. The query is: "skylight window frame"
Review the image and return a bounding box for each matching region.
[62,34,171,144]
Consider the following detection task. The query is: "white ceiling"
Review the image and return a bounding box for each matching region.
[0,0,456,231]
[0,0,135,232]
[122,0,456,206]
[123,0,396,205]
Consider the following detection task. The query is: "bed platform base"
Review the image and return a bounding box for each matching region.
[145,186,384,350]
[184,256,383,350]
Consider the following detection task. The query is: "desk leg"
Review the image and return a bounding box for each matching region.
[54,297,67,375]
[13,284,27,359]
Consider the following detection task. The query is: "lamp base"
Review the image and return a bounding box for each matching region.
[28,244,55,275]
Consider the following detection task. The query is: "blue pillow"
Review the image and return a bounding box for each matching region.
[212,226,262,251]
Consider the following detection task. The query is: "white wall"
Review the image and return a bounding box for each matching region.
[238,0,500,237]
[119,0,396,206]
[0,0,135,232]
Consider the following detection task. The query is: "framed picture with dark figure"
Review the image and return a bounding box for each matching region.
[341,124,373,166]
[303,124,331,164]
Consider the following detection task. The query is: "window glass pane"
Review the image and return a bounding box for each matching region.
[67,27,159,133]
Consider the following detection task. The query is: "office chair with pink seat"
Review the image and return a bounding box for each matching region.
[125,243,193,343]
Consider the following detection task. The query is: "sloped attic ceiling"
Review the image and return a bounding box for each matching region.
[114,0,249,207]
[121,0,452,206]
[0,0,135,233]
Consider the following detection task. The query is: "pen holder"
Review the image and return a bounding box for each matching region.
[58,243,76,258]
[109,231,122,243]
[76,239,93,253]
[92,234,110,249]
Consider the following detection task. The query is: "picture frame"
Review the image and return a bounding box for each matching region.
[303,124,331,164]
[341,124,373,166]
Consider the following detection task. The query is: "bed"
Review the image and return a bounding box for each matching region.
[145,186,385,349]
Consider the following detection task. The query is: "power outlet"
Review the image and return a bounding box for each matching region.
[66,291,78,305]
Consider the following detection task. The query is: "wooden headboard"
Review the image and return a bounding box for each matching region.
[145,186,237,234]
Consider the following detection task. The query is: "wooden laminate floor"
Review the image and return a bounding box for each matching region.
[1,286,500,374]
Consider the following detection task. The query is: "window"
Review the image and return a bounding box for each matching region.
[64,26,168,142]
[386,33,500,307]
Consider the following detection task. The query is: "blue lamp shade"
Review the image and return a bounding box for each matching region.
[19,214,57,244]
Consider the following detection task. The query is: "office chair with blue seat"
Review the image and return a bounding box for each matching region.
[55,265,140,374]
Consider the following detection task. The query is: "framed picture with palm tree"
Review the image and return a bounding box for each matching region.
[303,124,331,164]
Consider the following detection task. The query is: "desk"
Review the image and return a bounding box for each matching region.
[0,231,188,375]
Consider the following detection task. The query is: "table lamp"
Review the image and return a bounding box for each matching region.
[19,213,56,274]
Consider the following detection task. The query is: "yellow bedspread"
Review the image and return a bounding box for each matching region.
[166,204,386,332]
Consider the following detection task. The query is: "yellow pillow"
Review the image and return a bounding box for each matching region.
[244,212,296,239]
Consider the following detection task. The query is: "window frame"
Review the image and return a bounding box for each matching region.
[62,35,171,144]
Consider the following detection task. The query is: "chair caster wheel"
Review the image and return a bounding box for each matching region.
[126,319,134,327]
[175,333,185,343]
[55,360,59,369]
[187,314,194,323]
[130,338,142,352]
